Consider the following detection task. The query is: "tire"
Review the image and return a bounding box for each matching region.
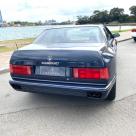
[106,82,116,101]
[134,37,136,42]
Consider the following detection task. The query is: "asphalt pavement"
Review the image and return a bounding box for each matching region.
[0,39,136,136]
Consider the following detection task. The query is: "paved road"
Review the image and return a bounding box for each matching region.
[0,39,136,136]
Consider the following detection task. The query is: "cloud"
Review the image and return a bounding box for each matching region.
[0,0,136,22]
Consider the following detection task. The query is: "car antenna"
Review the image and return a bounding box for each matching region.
[15,42,18,50]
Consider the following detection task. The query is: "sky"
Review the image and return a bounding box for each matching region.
[0,0,136,22]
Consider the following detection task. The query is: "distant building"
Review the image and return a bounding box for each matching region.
[0,10,3,26]
[44,20,57,25]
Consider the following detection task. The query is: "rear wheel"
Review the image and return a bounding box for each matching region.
[106,82,116,101]
[133,37,136,42]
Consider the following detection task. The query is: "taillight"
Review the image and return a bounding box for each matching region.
[10,64,32,75]
[73,68,109,80]
[132,29,136,32]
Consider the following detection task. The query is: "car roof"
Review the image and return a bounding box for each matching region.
[44,24,105,30]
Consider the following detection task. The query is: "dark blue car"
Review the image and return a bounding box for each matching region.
[9,25,119,100]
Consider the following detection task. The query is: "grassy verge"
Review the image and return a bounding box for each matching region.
[111,29,131,33]
[0,44,28,53]
[0,46,16,53]
[0,38,34,45]
[0,38,35,53]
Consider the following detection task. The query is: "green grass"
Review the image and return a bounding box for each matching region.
[0,46,16,53]
[0,38,35,53]
[111,29,131,33]
[0,38,35,45]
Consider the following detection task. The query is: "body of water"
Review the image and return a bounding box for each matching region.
[0,25,135,41]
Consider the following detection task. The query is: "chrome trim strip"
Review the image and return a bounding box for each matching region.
[105,76,116,90]
[10,80,104,91]
[13,77,106,86]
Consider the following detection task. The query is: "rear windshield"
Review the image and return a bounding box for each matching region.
[34,26,105,45]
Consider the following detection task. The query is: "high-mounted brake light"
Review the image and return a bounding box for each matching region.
[132,29,136,32]
[10,64,32,75]
[73,68,109,80]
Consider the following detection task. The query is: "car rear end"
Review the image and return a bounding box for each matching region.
[9,26,116,100]
[9,49,115,100]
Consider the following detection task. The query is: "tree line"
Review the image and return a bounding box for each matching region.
[76,6,136,24]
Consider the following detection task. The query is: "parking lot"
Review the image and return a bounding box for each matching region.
[0,39,136,136]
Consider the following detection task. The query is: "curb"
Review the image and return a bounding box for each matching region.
[0,38,133,75]
[118,38,133,43]
[0,68,9,74]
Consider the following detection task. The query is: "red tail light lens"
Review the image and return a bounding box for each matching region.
[132,29,136,32]
[73,68,109,80]
[10,64,32,75]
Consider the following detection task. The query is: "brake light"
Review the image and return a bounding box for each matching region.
[132,29,136,32]
[73,68,109,80]
[10,64,32,75]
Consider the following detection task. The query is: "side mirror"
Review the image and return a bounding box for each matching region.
[112,33,120,38]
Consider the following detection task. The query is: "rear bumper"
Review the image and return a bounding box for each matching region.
[9,78,115,99]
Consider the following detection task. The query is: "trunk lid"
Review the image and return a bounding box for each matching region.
[11,50,105,68]
[10,43,106,83]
